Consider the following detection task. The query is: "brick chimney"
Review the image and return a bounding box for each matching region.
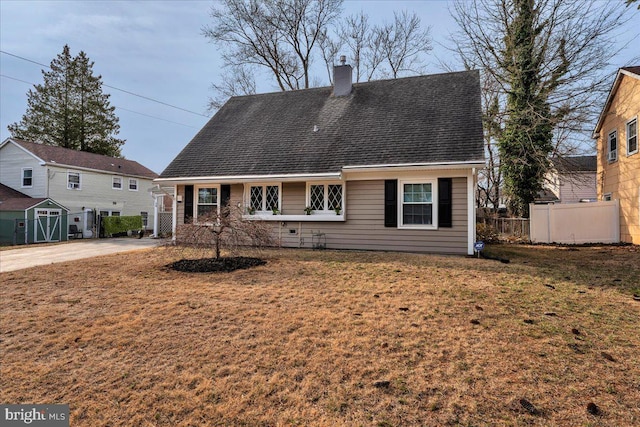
[333,55,352,97]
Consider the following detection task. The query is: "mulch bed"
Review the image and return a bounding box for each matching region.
[168,256,266,273]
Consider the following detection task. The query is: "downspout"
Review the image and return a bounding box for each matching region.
[171,185,178,240]
[468,168,477,256]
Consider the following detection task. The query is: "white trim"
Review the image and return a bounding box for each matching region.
[245,182,282,213]
[194,185,220,222]
[342,160,485,172]
[467,168,476,255]
[305,181,344,214]
[112,176,123,190]
[244,213,345,222]
[607,129,618,162]
[128,178,139,191]
[397,179,438,230]
[21,167,33,188]
[626,116,638,156]
[67,171,81,190]
[154,172,341,185]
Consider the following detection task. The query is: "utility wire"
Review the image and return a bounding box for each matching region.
[0,50,210,118]
[1,74,198,128]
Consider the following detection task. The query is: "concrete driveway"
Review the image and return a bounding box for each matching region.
[0,237,165,273]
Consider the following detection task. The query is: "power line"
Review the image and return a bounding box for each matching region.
[0,74,199,128]
[0,50,210,118]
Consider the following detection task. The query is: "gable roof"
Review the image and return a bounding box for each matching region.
[2,138,158,179]
[552,155,597,173]
[159,70,484,180]
[593,66,640,136]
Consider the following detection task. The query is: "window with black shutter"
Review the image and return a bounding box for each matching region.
[438,178,452,228]
[184,185,194,224]
[384,180,398,227]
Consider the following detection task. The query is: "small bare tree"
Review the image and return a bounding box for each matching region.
[174,205,274,259]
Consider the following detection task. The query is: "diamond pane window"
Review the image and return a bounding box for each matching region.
[328,185,342,210]
[250,186,263,210]
[310,185,325,210]
[266,186,279,211]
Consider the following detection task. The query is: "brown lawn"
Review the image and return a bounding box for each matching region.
[1,244,639,426]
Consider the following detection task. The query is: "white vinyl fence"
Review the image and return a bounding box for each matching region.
[530,201,620,244]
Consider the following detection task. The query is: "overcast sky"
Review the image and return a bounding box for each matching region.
[1,1,638,174]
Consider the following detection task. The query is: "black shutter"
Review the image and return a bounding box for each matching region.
[438,178,452,228]
[184,185,194,224]
[384,180,398,227]
[221,185,231,207]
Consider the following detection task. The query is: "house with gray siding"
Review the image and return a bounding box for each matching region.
[157,65,485,255]
[0,138,157,238]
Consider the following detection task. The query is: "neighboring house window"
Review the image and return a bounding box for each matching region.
[607,130,617,162]
[112,176,122,190]
[249,184,280,211]
[129,178,138,191]
[400,180,437,228]
[196,186,218,219]
[604,193,612,201]
[307,182,343,212]
[67,172,81,190]
[141,211,148,227]
[22,168,33,187]
[627,118,637,156]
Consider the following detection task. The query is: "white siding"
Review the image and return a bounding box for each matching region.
[46,165,155,219]
[0,142,47,197]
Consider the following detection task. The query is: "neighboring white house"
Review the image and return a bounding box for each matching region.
[0,138,158,238]
[538,156,597,204]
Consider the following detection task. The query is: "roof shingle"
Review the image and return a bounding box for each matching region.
[7,139,158,178]
[160,70,484,178]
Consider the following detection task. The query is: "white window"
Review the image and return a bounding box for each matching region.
[67,172,81,190]
[603,193,612,201]
[627,118,637,156]
[195,186,219,220]
[399,180,437,229]
[141,211,148,227]
[22,168,33,187]
[307,182,343,212]
[607,130,617,162]
[129,178,138,191]
[248,184,280,212]
[112,176,122,190]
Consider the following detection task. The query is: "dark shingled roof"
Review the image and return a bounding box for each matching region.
[622,66,640,76]
[8,139,158,178]
[160,70,484,178]
[0,183,49,211]
[553,155,597,173]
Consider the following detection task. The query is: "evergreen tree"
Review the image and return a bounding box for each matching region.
[498,0,555,217]
[8,45,124,157]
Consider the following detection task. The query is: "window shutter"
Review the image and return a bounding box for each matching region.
[384,180,398,227]
[184,185,194,224]
[221,185,231,206]
[438,178,452,228]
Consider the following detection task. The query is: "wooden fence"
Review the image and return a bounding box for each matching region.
[478,217,530,239]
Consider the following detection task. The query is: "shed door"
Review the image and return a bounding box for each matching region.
[35,209,62,242]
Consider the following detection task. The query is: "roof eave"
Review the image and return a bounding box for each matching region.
[593,68,640,137]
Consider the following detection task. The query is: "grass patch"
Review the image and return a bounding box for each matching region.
[1,245,639,426]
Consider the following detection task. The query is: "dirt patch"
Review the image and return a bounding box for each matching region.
[168,256,266,273]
